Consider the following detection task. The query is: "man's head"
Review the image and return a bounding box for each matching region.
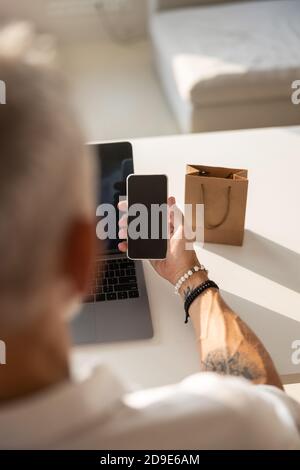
[0,23,96,333]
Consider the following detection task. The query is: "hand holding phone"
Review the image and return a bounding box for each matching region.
[118,195,200,286]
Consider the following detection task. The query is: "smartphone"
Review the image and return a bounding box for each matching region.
[126,174,168,260]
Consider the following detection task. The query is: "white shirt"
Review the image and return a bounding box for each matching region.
[0,365,299,450]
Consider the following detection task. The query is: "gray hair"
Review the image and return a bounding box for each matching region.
[0,23,96,329]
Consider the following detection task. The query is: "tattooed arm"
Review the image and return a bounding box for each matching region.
[180,271,283,389]
[118,197,283,390]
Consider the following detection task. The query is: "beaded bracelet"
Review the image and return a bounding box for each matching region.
[184,280,219,323]
[174,265,208,295]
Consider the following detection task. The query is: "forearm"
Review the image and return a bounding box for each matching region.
[180,273,283,389]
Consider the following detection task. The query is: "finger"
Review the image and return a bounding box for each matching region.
[118,214,128,228]
[171,202,184,227]
[118,228,127,239]
[168,200,186,242]
[168,196,176,207]
[168,196,176,236]
[118,241,127,253]
[118,200,128,212]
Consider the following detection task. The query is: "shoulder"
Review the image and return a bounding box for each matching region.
[116,373,300,449]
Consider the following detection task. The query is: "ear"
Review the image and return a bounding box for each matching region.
[63,218,96,295]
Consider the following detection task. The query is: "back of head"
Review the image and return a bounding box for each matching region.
[0,23,95,330]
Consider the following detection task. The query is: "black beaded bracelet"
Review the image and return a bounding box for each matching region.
[184,280,219,324]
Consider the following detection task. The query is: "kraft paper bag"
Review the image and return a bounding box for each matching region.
[185,164,248,246]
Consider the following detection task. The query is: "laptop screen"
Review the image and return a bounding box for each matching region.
[92,142,134,255]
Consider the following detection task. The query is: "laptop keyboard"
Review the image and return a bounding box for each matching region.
[84,258,139,303]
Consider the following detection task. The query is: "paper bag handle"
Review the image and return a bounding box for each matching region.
[201,184,231,229]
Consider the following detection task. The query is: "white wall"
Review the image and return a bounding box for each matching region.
[0,0,45,26]
[0,0,149,42]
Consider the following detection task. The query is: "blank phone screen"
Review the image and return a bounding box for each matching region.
[127,175,168,260]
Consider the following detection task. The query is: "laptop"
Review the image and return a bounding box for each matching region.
[71,142,154,345]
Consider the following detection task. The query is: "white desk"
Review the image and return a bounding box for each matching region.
[73,126,300,387]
